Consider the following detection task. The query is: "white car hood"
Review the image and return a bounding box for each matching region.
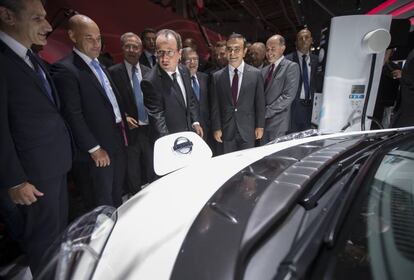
[91,128,410,279]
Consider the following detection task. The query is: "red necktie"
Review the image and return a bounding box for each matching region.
[231,68,239,105]
[264,63,275,90]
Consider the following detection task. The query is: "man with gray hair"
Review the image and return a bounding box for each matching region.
[109,32,155,194]
[141,29,203,139]
[261,34,299,144]
[181,47,211,143]
[0,0,72,274]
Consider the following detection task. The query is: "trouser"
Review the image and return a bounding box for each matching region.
[21,175,68,276]
[89,149,126,208]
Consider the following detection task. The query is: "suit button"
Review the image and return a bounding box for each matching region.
[235,108,238,112]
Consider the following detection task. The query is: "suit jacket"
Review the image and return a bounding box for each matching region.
[139,52,154,69]
[51,51,127,161]
[108,62,150,123]
[141,64,200,138]
[195,71,210,135]
[285,51,318,130]
[392,48,414,127]
[210,63,265,142]
[262,58,299,137]
[0,41,72,188]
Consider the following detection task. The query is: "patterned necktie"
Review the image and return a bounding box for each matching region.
[302,54,310,100]
[172,72,186,106]
[27,50,54,103]
[131,65,148,123]
[191,76,200,100]
[231,68,238,105]
[264,63,275,90]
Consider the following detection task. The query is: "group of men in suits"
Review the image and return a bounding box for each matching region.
[0,0,318,274]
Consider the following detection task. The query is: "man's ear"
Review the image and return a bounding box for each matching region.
[178,48,182,60]
[242,47,248,58]
[68,29,76,44]
[0,7,17,27]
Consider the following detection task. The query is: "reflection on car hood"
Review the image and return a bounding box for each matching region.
[92,128,413,280]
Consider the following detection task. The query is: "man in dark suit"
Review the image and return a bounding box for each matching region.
[108,32,155,194]
[285,28,319,132]
[261,35,300,144]
[204,40,228,75]
[141,29,203,139]
[392,48,414,127]
[0,0,72,274]
[181,47,211,142]
[139,28,157,69]
[51,15,127,208]
[211,33,265,153]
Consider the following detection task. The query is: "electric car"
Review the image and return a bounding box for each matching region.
[39,127,414,280]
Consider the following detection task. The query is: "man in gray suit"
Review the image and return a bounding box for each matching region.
[261,35,299,144]
[211,33,265,153]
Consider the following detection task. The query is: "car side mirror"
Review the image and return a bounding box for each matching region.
[153,132,213,176]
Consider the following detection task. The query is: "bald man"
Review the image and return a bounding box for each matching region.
[249,42,266,69]
[51,15,127,208]
[261,35,299,143]
[285,28,319,132]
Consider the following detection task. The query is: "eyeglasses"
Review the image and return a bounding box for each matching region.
[226,47,242,54]
[184,58,199,63]
[156,49,177,57]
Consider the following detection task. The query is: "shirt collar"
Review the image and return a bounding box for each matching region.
[271,55,284,68]
[144,50,154,58]
[166,66,180,80]
[0,30,29,60]
[228,60,245,74]
[124,60,141,71]
[73,47,95,65]
[297,50,310,58]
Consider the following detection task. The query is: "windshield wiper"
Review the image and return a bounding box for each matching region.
[274,161,363,280]
[300,132,401,210]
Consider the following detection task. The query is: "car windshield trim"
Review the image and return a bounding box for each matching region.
[274,132,414,280]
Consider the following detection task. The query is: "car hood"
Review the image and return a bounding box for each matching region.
[91,128,411,279]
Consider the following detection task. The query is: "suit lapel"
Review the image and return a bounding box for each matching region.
[179,65,192,109]
[220,66,232,105]
[239,64,252,102]
[264,60,283,94]
[157,65,186,109]
[0,40,58,108]
[310,55,318,91]
[120,63,137,108]
[73,53,112,106]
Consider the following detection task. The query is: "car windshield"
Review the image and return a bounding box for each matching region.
[320,137,414,280]
[37,206,117,280]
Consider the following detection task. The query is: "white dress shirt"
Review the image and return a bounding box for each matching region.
[167,67,187,106]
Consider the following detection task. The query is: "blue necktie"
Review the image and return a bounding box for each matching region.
[302,54,310,100]
[131,65,148,123]
[191,76,200,101]
[90,59,122,122]
[27,50,54,104]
